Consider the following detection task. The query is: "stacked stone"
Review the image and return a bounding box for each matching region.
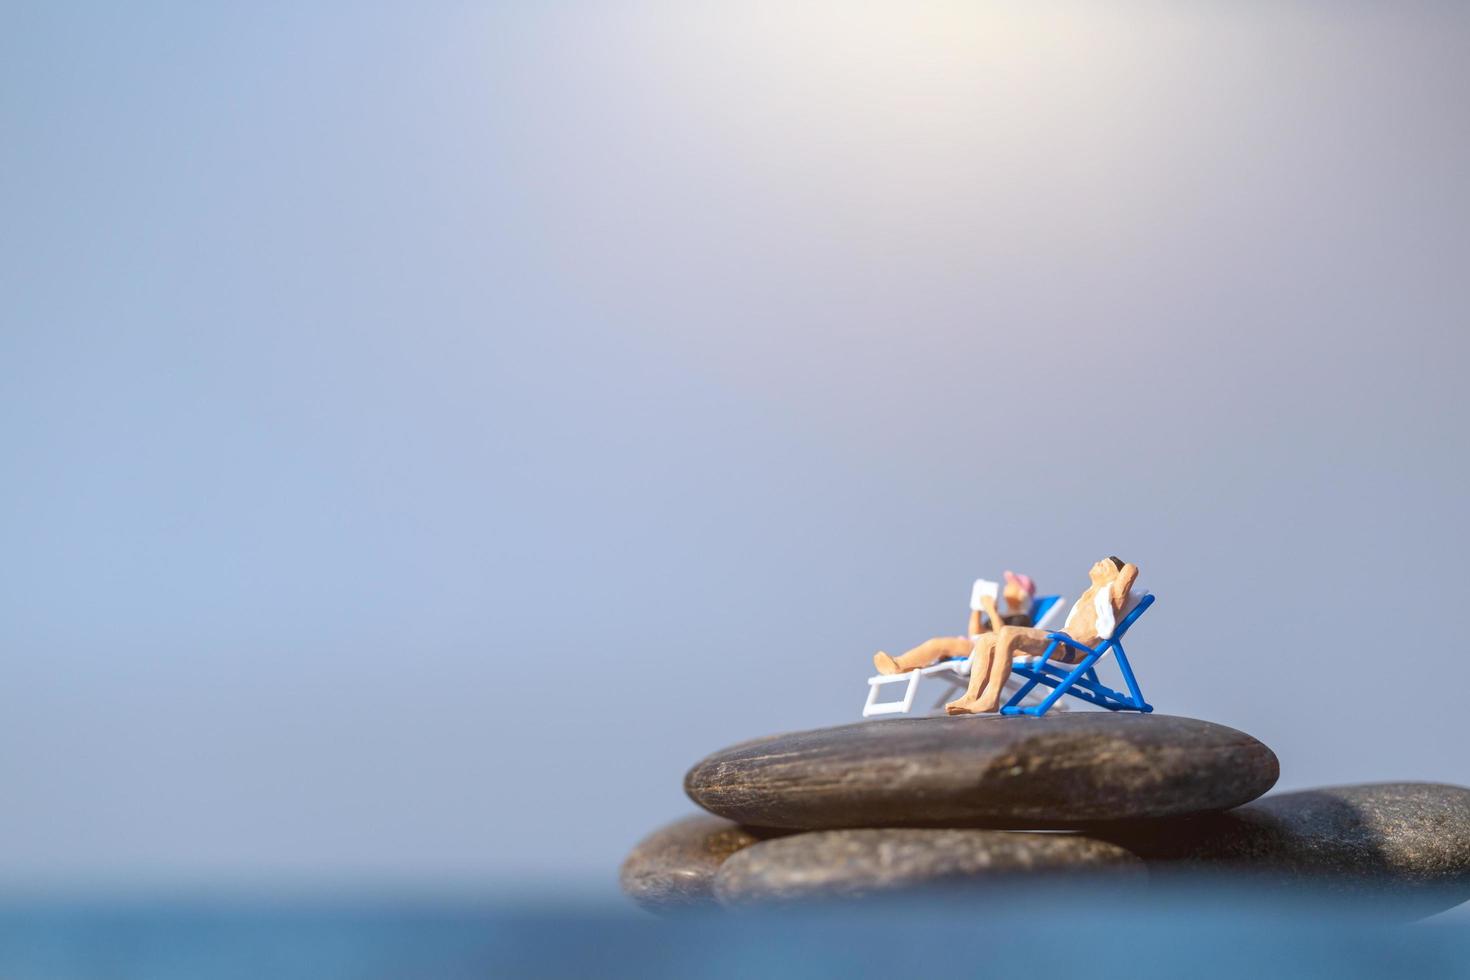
[621,714,1470,919]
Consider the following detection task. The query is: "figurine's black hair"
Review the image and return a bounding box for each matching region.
[1107,556,1125,570]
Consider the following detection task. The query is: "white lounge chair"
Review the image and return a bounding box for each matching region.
[861,595,1068,718]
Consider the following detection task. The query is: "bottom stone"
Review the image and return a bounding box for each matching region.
[1104,782,1470,919]
[619,815,771,912]
[713,829,1145,905]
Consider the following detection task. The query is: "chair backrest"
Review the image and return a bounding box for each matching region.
[1106,592,1154,646]
[1031,595,1063,629]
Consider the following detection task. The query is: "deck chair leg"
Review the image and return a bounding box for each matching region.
[901,671,921,713]
[1004,674,1042,711]
[863,680,882,716]
[864,672,923,717]
[1030,655,1101,716]
[1111,643,1147,709]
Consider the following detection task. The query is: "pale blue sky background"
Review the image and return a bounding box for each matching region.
[2,2,1467,890]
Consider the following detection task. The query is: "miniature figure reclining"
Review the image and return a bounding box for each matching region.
[873,557,1140,715]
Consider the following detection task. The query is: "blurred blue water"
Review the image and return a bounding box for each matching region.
[0,885,1465,980]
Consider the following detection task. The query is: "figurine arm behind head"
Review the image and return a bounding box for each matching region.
[1111,562,1140,606]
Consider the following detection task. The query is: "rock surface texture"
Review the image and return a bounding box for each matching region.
[1106,782,1470,917]
[713,828,1144,905]
[685,714,1279,830]
[619,815,771,912]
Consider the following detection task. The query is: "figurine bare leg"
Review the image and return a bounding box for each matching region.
[950,628,1054,714]
[874,636,972,675]
[945,634,998,713]
[974,630,1046,712]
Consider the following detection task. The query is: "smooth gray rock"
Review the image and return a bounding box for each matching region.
[1104,782,1470,917]
[685,714,1278,830]
[714,829,1144,905]
[619,815,772,911]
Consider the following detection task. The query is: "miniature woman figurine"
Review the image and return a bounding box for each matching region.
[945,556,1140,715]
[872,571,1039,676]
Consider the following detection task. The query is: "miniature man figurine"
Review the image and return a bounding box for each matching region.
[872,571,1038,676]
[945,556,1140,715]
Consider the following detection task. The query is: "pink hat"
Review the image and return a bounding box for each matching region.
[1004,571,1036,596]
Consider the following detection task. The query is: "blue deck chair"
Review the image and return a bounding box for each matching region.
[1001,593,1155,717]
[862,595,1066,718]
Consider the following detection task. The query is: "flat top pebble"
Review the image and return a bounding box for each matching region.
[686,713,1279,830]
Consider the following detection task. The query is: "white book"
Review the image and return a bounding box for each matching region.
[970,578,1000,611]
